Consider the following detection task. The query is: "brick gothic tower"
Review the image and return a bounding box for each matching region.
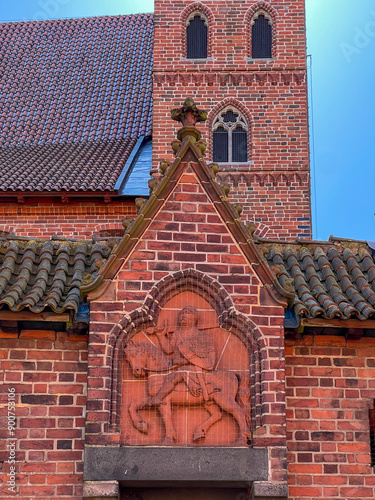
[153,0,311,240]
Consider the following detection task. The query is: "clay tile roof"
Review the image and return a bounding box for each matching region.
[263,240,375,321]
[0,15,153,192]
[0,235,112,313]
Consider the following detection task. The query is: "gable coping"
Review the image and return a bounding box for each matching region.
[81,124,293,308]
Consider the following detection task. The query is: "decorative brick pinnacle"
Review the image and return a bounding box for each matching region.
[171,98,207,143]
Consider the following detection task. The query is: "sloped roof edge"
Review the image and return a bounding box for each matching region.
[0,235,111,314]
[81,106,293,307]
[262,239,375,321]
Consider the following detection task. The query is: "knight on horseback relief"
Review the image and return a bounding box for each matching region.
[124,303,251,446]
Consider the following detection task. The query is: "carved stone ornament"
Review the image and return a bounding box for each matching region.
[171,97,207,127]
[122,296,252,447]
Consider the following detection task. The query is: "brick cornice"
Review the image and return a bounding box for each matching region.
[153,72,306,86]
[217,171,310,188]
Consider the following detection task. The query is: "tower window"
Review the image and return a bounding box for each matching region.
[212,107,248,163]
[186,12,208,59]
[251,11,272,59]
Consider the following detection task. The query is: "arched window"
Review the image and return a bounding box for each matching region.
[186,11,208,59]
[212,107,248,163]
[251,10,272,58]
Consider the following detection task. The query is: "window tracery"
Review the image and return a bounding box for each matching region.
[212,107,249,163]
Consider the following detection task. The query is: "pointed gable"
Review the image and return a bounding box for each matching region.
[82,98,291,308]
[0,15,153,194]
[83,100,290,482]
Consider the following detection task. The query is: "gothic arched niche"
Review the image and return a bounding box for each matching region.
[108,270,265,447]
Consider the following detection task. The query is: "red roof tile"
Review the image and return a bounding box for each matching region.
[0,15,153,192]
[0,236,111,313]
[0,137,137,192]
[264,241,375,321]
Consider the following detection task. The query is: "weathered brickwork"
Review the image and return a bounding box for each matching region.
[0,330,88,499]
[153,0,311,239]
[85,168,288,483]
[286,334,375,499]
[0,200,136,239]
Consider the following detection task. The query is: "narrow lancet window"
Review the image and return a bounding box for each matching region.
[252,12,272,59]
[186,13,208,59]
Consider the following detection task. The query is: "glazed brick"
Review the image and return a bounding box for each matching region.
[21,395,57,405]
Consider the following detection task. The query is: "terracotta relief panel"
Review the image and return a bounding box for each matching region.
[121,291,251,446]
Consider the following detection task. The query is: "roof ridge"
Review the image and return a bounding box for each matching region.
[0,13,154,27]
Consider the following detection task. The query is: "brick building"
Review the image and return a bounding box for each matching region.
[0,2,375,500]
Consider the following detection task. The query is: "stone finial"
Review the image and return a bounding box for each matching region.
[171,98,207,143]
[171,97,207,127]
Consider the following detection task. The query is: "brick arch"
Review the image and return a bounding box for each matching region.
[207,98,253,161]
[180,2,215,59]
[245,2,278,59]
[107,268,267,432]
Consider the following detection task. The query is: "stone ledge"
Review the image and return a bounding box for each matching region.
[84,447,268,486]
[83,480,119,499]
[250,481,288,500]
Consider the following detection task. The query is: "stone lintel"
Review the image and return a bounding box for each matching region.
[84,447,268,486]
[250,481,288,500]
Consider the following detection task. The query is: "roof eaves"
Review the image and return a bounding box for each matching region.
[83,131,293,307]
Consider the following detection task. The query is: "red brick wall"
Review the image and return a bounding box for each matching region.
[286,334,375,499]
[0,330,87,499]
[153,0,311,240]
[0,201,136,239]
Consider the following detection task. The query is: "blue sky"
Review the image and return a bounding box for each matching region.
[0,0,374,242]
